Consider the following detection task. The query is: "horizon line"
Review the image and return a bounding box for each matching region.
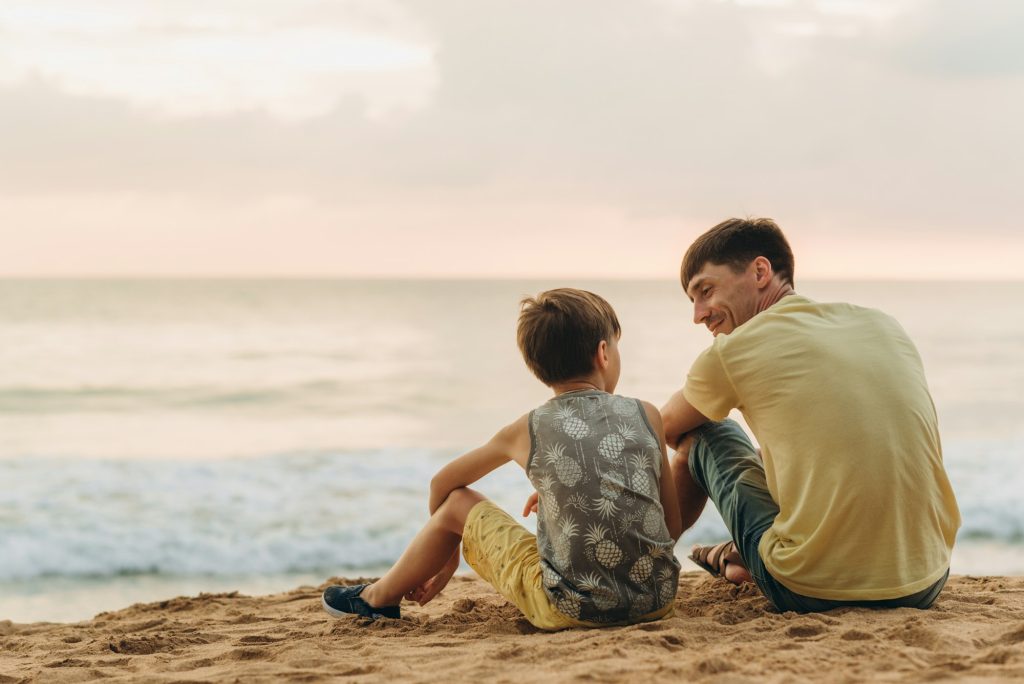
[3,275,1024,284]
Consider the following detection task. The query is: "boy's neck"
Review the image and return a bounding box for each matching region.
[551,376,607,397]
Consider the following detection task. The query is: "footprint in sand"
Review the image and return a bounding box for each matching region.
[237,634,285,644]
[337,664,378,676]
[636,621,667,632]
[176,657,217,671]
[785,620,827,638]
[229,647,274,661]
[108,635,171,655]
[840,629,875,641]
[659,634,686,650]
[44,658,91,668]
[999,625,1024,645]
[452,598,476,613]
[696,656,736,674]
[974,647,1015,665]
[897,623,970,652]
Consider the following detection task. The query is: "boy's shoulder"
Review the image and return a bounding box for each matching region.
[532,389,649,405]
[486,413,533,469]
[531,392,663,440]
[495,412,532,445]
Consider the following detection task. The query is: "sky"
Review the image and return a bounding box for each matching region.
[0,0,1022,279]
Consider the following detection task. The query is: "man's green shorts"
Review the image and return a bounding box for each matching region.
[687,419,948,613]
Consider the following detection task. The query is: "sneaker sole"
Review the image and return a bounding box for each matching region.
[322,593,354,619]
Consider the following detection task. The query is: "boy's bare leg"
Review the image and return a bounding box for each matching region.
[361,487,485,608]
[671,433,752,585]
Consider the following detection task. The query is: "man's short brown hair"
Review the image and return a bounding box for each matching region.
[681,217,795,290]
[517,288,621,386]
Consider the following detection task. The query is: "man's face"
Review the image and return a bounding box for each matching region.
[685,261,760,336]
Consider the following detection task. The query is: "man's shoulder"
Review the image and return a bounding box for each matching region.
[733,295,899,338]
[766,294,896,320]
[721,296,916,374]
[705,297,892,370]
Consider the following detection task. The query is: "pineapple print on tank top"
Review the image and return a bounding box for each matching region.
[527,390,681,623]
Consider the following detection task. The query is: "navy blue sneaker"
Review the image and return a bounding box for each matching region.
[322,584,401,620]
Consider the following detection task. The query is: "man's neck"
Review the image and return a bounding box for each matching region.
[756,280,796,315]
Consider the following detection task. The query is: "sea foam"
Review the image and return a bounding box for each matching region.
[1,440,1021,582]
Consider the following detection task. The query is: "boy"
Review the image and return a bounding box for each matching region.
[323,288,682,629]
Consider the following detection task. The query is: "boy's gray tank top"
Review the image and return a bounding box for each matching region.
[527,390,680,623]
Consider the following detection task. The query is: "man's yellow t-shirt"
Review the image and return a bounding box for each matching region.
[683,294,960,601]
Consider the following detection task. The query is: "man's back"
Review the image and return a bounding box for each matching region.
[684,294,961,600]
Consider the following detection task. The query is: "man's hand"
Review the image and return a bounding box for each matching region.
[522,490,539,517]
[661,390,710,450]
[405,549,459,606]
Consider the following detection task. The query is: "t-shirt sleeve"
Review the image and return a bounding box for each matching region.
[682,344,738,421]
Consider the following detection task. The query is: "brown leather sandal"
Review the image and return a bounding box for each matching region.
[689,540,743,578]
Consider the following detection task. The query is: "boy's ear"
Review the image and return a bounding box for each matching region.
[595,340,610,370]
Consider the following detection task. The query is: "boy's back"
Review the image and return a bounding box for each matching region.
[529,390,680,623]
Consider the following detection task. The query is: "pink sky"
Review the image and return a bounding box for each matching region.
[1,1,1021,279]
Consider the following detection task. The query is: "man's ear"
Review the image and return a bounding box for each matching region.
[753,256,773,287]
[595,340,610,370]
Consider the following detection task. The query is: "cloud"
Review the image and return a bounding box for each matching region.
[0,0,436,121]
[0,0,1022,277]
[882,0,1024,78]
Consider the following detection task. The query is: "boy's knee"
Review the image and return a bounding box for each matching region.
[437,487,485,532]
[444,487,474,508]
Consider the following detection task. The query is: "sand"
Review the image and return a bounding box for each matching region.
[1,572,1022,683]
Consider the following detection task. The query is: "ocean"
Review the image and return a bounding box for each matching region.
[1,279,1022,623]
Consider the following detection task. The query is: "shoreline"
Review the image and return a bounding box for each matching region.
[3,541,1022,625]
[1,572,1022,682]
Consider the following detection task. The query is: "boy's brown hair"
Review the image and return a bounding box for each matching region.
[517,288,621,386]
[681,217,795,290]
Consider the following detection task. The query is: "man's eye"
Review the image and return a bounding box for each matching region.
[702,288,712,297]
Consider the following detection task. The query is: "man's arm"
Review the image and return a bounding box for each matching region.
[660,389,710,451]
[428,414,530,513]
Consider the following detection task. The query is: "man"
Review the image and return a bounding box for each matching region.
[661,217,960,613]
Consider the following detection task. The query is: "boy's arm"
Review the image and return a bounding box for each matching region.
[642,401,683,541]
[660,389,709,451]
[428,414,531,514]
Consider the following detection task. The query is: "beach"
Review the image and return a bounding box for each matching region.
[2,279,1022,681]
[2,280,1022,625]
[2,572,1022,682]
[6,1,1023,678]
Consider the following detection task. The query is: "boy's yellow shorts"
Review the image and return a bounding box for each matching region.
[461,500,673,631]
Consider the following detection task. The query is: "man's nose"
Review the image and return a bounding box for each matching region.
[693,302,709,325]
